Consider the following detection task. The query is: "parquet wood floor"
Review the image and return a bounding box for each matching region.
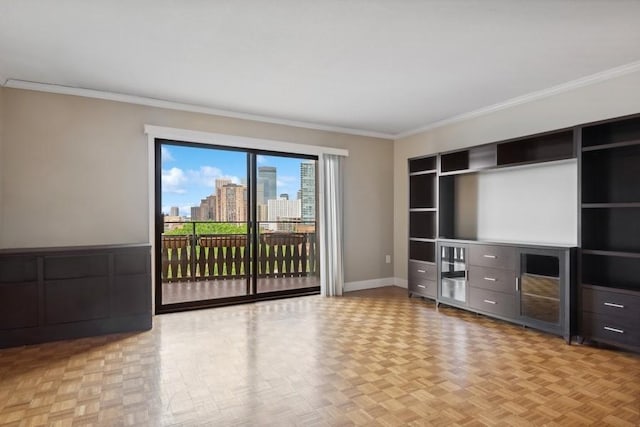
[1,286,638,426]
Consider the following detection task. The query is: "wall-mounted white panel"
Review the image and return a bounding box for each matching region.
[476,160,577,245]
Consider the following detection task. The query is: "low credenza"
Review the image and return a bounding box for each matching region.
[436,240,575,343]
[0,244,152,348]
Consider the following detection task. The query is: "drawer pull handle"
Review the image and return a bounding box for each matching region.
[603,302,624,309]
[515,277,519,292]
[483,299,497,305]
[417,269,426,273]
[417,284,426,289]
[483,254,497,259]
[483,277,496,282]
[604,326,624,334]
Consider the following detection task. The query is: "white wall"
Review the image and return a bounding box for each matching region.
[476,160,577,245]
[394,70,640,279]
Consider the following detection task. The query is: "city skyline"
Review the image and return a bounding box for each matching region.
[161,144,315,217]
[161,144,309,216]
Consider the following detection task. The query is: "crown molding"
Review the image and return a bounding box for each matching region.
[395,60,640,140]
[4,79,395,140]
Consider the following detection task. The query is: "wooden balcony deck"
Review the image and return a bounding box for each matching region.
[162,276,319,304]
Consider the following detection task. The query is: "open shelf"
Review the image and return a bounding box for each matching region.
[409,241,435,263]
[440,151,469,173]
[582,115,640,148]
[409,173,436,209]
[581,253,640,291]
[410,211,436,239]
[581,144,640,204]
[497,130,574,167]
[581,207,640,254]
[409,156,436,173]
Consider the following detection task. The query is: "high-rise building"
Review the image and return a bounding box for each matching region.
[214,178,232,220]
[170,206,180,216]
[267,198,301,231]
[215,178,232,193]
[257,204,269,222]
[300,161,316,221]
[199,195,216,220]
[219,183,247,222]
[258,166,276,204]
[280,193,289,200]
[190,206,201,220]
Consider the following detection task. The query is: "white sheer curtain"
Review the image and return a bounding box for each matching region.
[319,154,345,296]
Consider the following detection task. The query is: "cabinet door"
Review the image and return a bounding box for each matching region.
[516,249,564,333]
[438,244,468,305]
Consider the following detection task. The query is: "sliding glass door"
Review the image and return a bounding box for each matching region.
[155,139,319,313]
[255,155,319,295]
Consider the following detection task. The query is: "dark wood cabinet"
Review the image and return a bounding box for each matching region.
[0,244,151,348]
[437,240,574,342]
[579,114,640,352]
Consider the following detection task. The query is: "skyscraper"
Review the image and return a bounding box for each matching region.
[190,206,201,220]
[219,183,247,222]
[170,206,179,216]
[258,166,277,204]
[300,161,316,221]
[199,195,216,220]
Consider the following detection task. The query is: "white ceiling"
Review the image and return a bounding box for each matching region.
[1,1,639,138]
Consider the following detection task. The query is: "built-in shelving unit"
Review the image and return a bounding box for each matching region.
[407,112,640,353]
[408,155,438,300]
[579,114,640,352]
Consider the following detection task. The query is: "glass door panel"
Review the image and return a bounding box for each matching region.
[440,244,467,304]
[159,143,250,306]
[255,156,319,294]
[519,254,560,324]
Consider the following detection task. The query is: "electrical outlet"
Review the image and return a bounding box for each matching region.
[385,255,391,264]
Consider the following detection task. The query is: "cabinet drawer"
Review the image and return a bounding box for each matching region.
[468,265,516,294]
[409,279,437,298]
[469,244,515,269]
[582,312,639,347]
[408,261,436,281]
[582,287,640,323]
[469,288,516,318]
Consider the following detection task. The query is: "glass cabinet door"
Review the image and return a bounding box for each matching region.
[439,244,467,304]
[518,253,560,325]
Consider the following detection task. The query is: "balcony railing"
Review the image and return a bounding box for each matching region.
[161,221,317,282]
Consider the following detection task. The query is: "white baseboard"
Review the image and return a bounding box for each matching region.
[344,277,406,292]
[394,278,408,289]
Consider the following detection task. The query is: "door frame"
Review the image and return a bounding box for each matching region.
[153,138,320,314]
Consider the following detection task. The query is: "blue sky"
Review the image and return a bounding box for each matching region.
[161,144,307,216]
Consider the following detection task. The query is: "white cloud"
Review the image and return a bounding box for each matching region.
[162,167,187,194]
[187,166,241,189]
[161,146,174,163]
[257,155,267,164]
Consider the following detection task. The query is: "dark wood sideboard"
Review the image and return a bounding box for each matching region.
[0,244,152,348]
